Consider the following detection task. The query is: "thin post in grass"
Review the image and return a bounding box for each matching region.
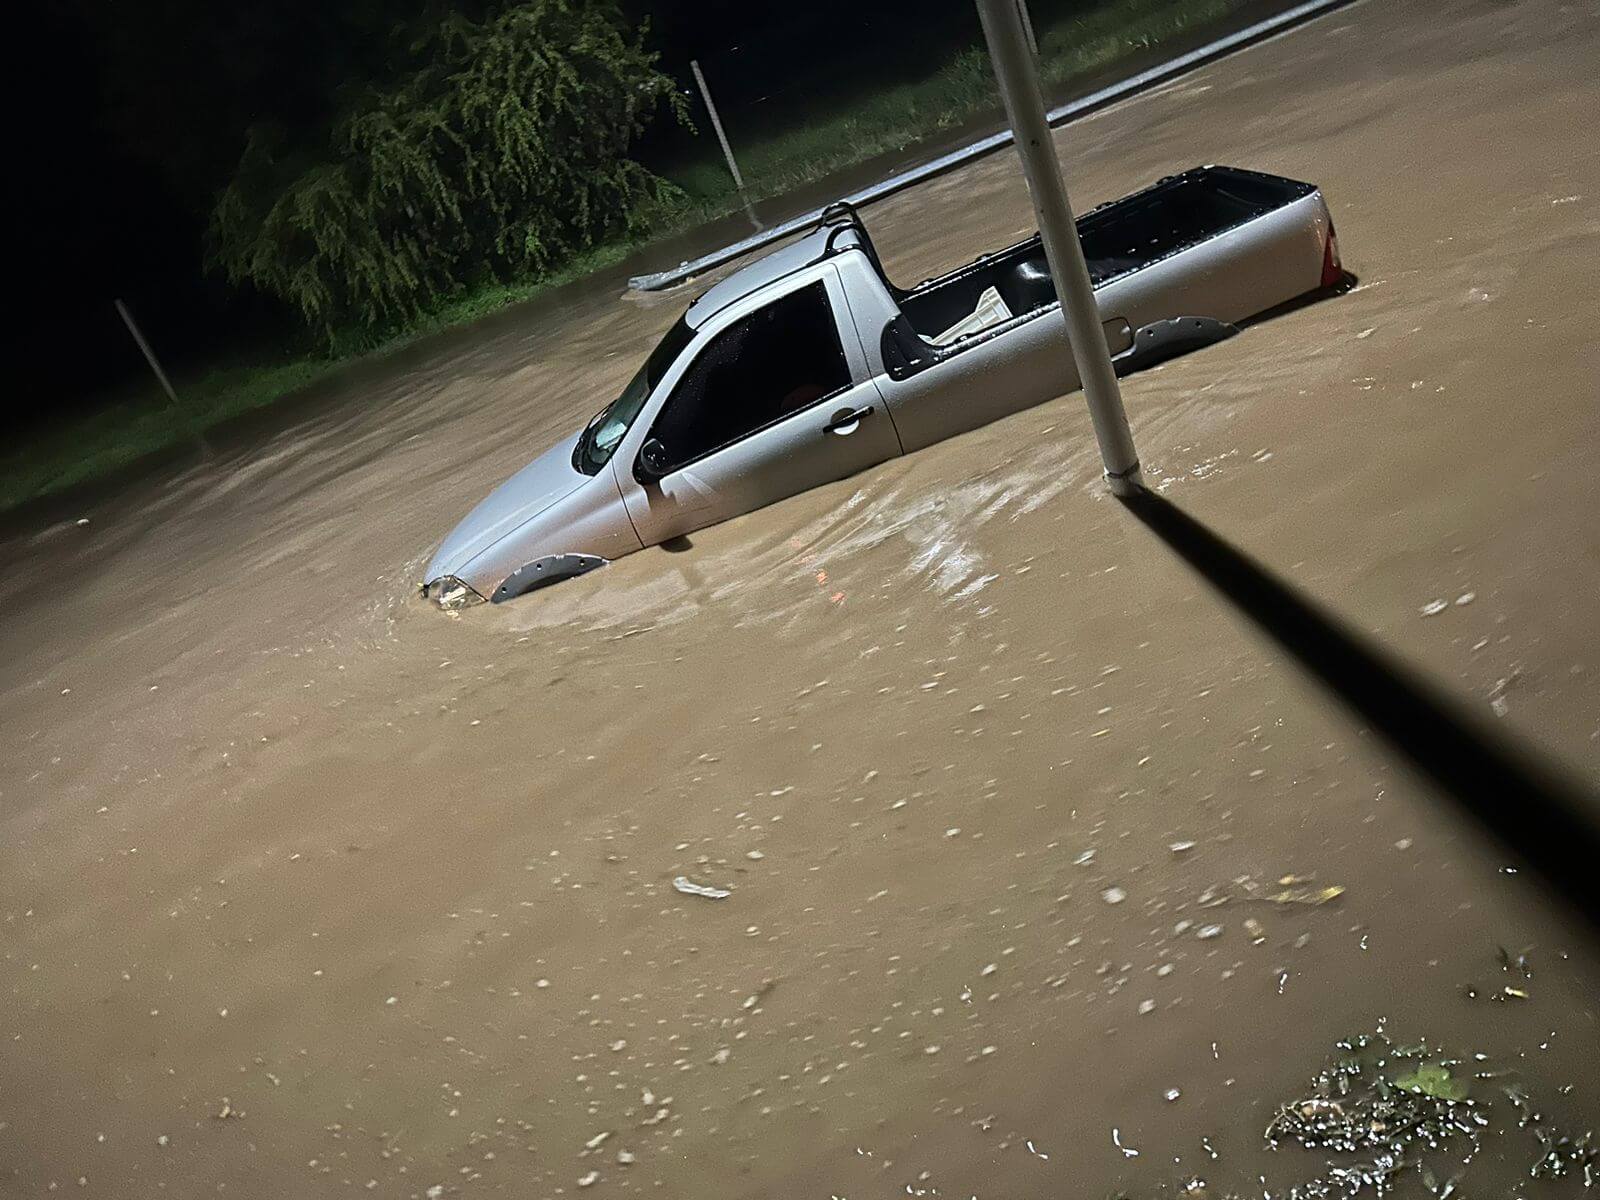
[975,0,1142,495]
[115,299,180,408]
[114,298,209,456]
[690,58,761,230]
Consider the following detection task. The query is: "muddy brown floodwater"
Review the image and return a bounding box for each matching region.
[5,0,1600,1196]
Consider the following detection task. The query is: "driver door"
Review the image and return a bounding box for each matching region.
[615,271,902,547]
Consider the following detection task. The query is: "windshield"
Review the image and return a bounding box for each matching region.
[573,315,695,475]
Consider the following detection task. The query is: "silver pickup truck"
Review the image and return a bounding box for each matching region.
[425,165,1344,607]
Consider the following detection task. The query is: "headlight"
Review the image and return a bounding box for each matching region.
[424,576,486,610]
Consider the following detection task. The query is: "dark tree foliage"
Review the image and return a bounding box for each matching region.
[11,0,1000,419]
[207,0,686,344]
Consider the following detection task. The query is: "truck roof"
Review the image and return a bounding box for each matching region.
[684,220,871,328]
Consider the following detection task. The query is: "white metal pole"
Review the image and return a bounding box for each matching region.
[975,0,1143,495]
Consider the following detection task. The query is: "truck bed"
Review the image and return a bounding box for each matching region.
[893,166,1320,345]
[852,164,1338,453]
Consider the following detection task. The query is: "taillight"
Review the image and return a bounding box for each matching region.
[1320,221,1344,289]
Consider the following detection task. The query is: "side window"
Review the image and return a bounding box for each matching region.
[647,281,851,471]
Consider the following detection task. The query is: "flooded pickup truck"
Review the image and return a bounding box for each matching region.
[425,165,1345,607]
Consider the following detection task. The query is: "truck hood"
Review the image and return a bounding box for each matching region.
[425,432,586,582]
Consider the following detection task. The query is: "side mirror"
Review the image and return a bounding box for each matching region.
[636,438,670,485]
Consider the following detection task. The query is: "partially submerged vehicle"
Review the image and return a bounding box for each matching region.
[424,165,1346,607]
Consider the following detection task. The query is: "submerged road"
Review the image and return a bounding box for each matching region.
[3,0,1599,1195]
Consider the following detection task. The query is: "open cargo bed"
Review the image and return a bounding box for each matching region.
[893,166,1321,344]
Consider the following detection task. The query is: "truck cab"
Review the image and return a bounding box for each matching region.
[607,223,904,551]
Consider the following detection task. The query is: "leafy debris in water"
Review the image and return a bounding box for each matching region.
[1264,1028,1486,1196]
[1392,1063,1469,1102]
[1243,1024,1595,1198]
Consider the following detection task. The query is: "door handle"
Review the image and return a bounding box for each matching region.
[824,404,874,434]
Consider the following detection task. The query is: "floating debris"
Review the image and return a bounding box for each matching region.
[1393,1063,1468,1101]
[672,876,731,900]
[1169,840,1197,854]
[1244,917,1267,944]
[1506,1085,1600,1184]
[1486,670,1525,718]
[1197,924,1225,940]
[1259,875,1345,906]
[1257,1027,1600,1196]
[1267,1032,1485,1194]
[1464,947,1534,1003]
[1496,944,1533,978]
[1102,886,1128,905]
